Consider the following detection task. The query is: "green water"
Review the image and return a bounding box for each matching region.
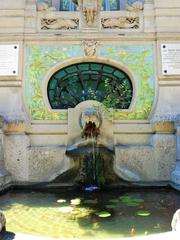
[0,188,179,239]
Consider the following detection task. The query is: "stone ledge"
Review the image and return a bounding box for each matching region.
[153,121,175,134]
[114,123,153,133]
[154,0,180,8]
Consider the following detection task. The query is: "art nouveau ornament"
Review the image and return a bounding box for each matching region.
[73,0,102,26]
[82,40,98,57]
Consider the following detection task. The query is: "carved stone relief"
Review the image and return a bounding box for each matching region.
[41,18,79,30]
[37,2,56,12]
[126,1,144,11]
[37,0,144,31]
[74,0,102,26]
[82,40,98,57]
[101,17,139,29]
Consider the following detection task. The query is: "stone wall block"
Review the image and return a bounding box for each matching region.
[153,134,176,180]
[28,146,70,182]
[154,0,180,8]
[0,0,25,9]
[115,146,154,181]
[4,134,30,182]
[114,133,176,182]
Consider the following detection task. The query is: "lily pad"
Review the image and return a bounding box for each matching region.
[57,199,66,203]
[136,210,151,216]
[70,198,81,205]
[95,211,111,218]
[58,206,73,213]
[119,196,131,200]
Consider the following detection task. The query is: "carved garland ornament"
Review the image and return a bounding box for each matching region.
[101,17,139,29]
[41,18,79,30]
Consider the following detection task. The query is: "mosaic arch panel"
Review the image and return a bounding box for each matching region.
[25,44,155,120]
[47,62,133,109]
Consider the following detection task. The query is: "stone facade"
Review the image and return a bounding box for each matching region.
[0,0,179,188]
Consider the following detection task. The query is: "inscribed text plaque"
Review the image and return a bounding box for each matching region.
[0,44,19,76]
[161,44,180,75]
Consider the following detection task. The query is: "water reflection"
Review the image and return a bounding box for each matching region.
[0,188,179,239]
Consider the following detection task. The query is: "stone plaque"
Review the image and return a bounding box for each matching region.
[0,44,19,76]
[161,44,180,75]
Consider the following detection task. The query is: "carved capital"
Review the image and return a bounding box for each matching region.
[82,40,98,57]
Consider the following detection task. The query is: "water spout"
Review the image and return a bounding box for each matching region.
[81,121,100,139]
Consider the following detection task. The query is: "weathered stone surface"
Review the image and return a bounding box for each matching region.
[4,135,30,182]
[153,121,175,133]
[114,133,152,145]
[28,146,70,182]
[0,0,25,9]
[155,87,180,115]
[154,0,180,8]
[114,133,176,182]
[0,88,26,123]
[115,145,154,181]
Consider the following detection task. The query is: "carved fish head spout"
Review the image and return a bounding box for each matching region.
[80,108,101,139]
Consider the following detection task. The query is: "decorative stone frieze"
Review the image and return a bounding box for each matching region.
[82,40,98,57]
[101,16,139,29]
[41,18,79,30]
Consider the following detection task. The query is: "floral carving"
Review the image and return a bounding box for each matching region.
[41,18,79,30]
[101,17,139,29]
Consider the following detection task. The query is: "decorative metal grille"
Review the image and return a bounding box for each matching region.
[47,62,133,109]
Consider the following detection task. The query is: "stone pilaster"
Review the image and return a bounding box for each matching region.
[143,0,155,32]
[0,0,25,34]
[24,0,37,33]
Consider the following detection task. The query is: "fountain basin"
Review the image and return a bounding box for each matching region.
[0,188,179,239]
